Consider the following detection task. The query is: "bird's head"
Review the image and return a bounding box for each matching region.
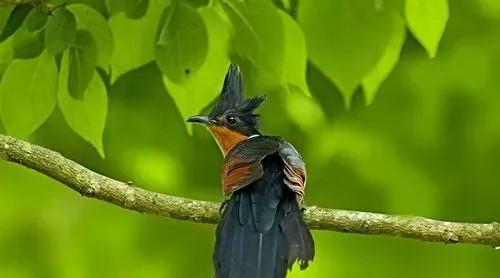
[187,64,265,156]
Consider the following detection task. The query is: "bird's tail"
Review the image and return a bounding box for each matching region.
[213,189,314,278]
[279,192,315,271]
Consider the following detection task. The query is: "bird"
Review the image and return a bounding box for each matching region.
[187,64,315,278]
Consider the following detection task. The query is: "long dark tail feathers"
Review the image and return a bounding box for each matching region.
[213,191,284,278]
[213,190,315,278]
[280,195,315,272]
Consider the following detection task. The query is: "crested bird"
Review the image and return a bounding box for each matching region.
[187,65,315,278]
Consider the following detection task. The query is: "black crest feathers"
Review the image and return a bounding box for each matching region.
[209,64,265,119]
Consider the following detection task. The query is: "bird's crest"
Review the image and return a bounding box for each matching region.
[209,64,265,126]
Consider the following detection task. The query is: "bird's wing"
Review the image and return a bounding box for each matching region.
[222,136,307,205]
[277,141,307,206]
[222,136,281,197]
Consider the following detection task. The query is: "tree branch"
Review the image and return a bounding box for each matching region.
[0,133,499,247]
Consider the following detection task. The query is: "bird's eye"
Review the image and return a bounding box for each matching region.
[226,115,237,125]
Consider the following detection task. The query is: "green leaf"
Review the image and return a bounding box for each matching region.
[0,4,31,43]
[70,0,107,15]
[106,0,126,15]
[155,1,208,83]
[126,0,149,19]
[405,0,449,58]
[298,0,395,108]
[0,38,13,81]
[0,38,14,118]
[68,30,98,100]
[58,51,107,157]
[163,6,229,134]
[0,38,13,123]
[279,10,309,96]
[0,51,58,139]
[362,13,406,105]
[109,0,171,83]
[0,6,15,34]
[241,10,309,96]
[45,8,77,55]
[12,26,45,59]
[23,9,48,32]
[222,0,285,74]
[67,3,113,72]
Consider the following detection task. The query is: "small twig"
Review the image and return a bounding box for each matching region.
[0,133,499,247]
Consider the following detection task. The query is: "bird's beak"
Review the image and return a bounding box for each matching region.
[187,115,211,125]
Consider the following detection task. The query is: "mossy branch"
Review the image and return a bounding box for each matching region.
[1,133,500,247]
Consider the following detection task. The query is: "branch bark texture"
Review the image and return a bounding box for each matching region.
[1,133,499,247]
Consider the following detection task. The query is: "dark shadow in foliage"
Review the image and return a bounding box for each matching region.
[0,221,53,278]
[125,0,149,20]
[0,4,31,43]
[433,91,485,222]
[79,0,108,17]
[32,105,106,173]
[183,0,209,8]
[354,35,427,169]
[306,62,346,121]
[439,0,494,51]
[308,158,390,213]
[105,62,189,175]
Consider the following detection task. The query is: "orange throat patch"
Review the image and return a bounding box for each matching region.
[207,126,248,156]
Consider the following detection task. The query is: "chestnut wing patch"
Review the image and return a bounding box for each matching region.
[278,142,307,205]
[222,136,281,196]
[222,158,263,196]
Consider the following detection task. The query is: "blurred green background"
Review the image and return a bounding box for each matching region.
[2,0,500,277]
